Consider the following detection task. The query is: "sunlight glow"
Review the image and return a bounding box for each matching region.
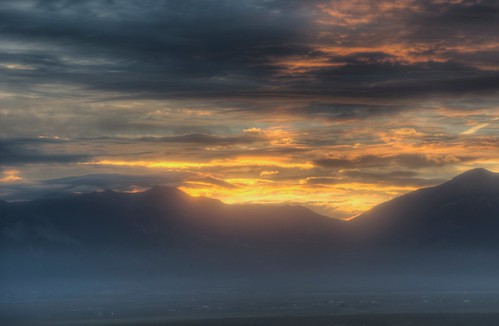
[85,158,315,170]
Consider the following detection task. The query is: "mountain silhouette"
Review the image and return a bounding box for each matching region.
[0,185,342,252]
[350,168,499,247]
[3,168,499,277]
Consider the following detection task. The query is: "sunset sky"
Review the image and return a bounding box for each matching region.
[1,0,499,218]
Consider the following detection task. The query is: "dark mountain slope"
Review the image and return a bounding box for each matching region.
[4,168,499,252]
[349,168,499,247]
[3,169,499,278]
[0,186,342,252]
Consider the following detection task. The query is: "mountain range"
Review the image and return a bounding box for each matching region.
[0,185,341,251]
[2,168,499,276]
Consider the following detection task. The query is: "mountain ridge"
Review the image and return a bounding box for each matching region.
[3,168,499,278]
[2,168,499,252]
[0,184,341,252]
[350,168,499,247]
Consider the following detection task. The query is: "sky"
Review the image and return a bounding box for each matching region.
[1,0,499,219]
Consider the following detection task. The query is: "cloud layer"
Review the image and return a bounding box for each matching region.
[1,1,499,218]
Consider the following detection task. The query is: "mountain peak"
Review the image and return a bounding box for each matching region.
[351,167,499,247]
[142,185,191,201]
[450,168,496,183]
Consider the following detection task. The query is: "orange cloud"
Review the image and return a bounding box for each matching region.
[317,0,419,27]
[274,56,346,74]
[260,170,279,177]
[243,127,297,145]
[461,123,489,135]
[0,170,23,182]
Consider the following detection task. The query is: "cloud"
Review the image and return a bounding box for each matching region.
[318,0,418,26]
[135,134,262,145]
[461,123,489,135]
[1,1,499,217]
[315,154,475,169]
[341,170,445,187]
[0,138,90,165]
[0,1,309,99]
[293,103,407,120]
[304,169,445,188]
[0,174,155,201]
[260,170,280,177]
[0,171,237,201]
[0,0,497,108]
[42,173,183,190]
[0,169,22,183]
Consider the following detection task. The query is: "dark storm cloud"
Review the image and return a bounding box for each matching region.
[298,103,407,120]
[77,134,263,146]
[0,0,310,96]
[136,134,262,145]
[288,59,498,101]
[0,133,273,168]
[0,0,498,109]
[406,0,499,41]
[0,138,90,165]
